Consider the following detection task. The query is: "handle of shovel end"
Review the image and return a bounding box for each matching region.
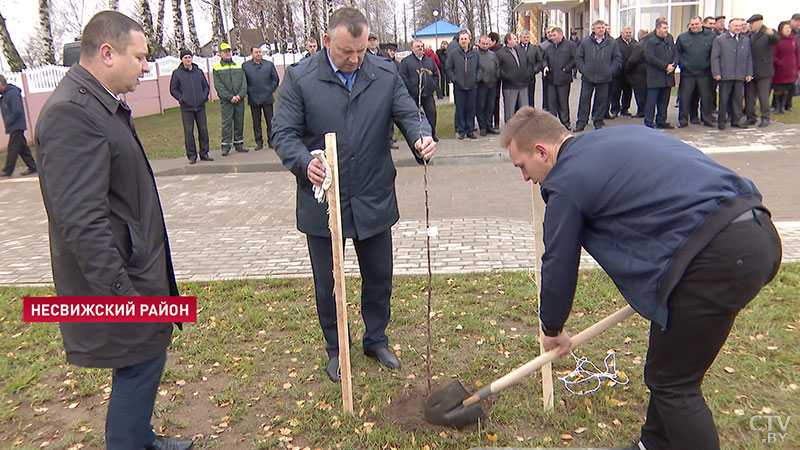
[472,305,636,403]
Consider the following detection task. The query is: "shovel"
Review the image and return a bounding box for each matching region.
[424,305,636,428]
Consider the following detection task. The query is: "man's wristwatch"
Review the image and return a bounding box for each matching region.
[541,323,563,337]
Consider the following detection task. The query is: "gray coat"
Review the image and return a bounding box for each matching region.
[242,58,280,105]
[576,34,622,83]
[446,47,483,90]
[711,32,754,80]
[34,64,178,369]
[272,50,431,240]
[477,47,500,86]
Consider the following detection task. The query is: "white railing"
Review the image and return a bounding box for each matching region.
[23,65,70,94]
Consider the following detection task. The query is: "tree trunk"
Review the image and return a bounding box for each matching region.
[0,11,26,71]
[155,0,166,56]
[230,0,242,53]
[139,0,156,59]
[212,0,225,47]
[285,2,295,51]
[308,0,319,42]
[39,0,55,64]
[184,0,200,53]
[109,0,119,10]
[172,0,184,52]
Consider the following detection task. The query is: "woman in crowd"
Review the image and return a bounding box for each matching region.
[772,21,800,114]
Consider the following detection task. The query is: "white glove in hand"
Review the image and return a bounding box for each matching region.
[310,149,332,203]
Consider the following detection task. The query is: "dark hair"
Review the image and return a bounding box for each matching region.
[715,15,726,21]
[778,21,792,34]
[80,11,144,60]
[655,19,668,29]
[704,16,715,22]
[503,33,516,44]
[328,7,368,38]
[488,32,500,42]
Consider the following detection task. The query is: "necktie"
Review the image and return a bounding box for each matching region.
[338,70,355,91]
[511,47,520,66]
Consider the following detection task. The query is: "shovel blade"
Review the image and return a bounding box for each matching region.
[424,380,487,429]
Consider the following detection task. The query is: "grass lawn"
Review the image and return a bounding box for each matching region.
[1,265,798,449]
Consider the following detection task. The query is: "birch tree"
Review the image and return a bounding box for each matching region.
[184,0,201,52]
[172,0,184,52]
[0,10,26,71]
[38,0,56,64]
[155,0,166,55]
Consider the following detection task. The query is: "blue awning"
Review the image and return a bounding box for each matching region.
[414,20,462,37]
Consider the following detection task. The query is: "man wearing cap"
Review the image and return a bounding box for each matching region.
[744,14,780,127]
[366,33,384,57]
[272,7,436,383]
[714,16,727,35]
[212,42,248,155]
[243,45,279,150]
[383,43,400,70]
[170,49,212,163]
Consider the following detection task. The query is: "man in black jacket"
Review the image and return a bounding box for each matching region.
[400,40,439,140]
[575,20,622,131]
[519,30,543,109]
[542,27,576,129]
[497,33,531,122]
[609,27,635,117]
[644,19,676,129]
[675,16,716,128]
[0,76,37,177]
[243,45,280,150]
[476,35,500,135]
[170,49,212,163]
[35,11,191,450]
[744,14,780,127]
[626,29,649,118]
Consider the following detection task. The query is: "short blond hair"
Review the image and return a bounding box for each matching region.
[500,107,568,153]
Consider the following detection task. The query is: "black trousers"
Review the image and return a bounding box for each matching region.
[547,83,571,126]
[3,129,36,174]
[106,351,167,449]
[609,76,632,114]
[745,77,772,121]
[415,94,437,140]
[492,80,502,128]
[541,74,551,111]
[438,69,449,98]
[640,211,781,450]
[679,75,714,125]
[307,230,393,358]
[632,83,647,115]
[526,79,536,108]
[180,107,209,160]
[576,80,610,128]
[250,103,274,147]
[476,82,497,132]
[718,79,744,126]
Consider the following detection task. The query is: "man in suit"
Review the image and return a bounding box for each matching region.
[542,27,576,130]
[34,11,192,450]
[273,7,436,383]
[497,33,531,122]
[519,30,543,109]
[609,27,634,117]
[400,39,439,141]
[170,49,213,163]
[711,18,753,129]
[243,45,280,150]
[575,20,622,131]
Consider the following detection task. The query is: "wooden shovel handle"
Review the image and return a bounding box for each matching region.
[463,305,636,407]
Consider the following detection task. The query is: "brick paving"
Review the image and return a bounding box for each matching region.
[1,83,799,285]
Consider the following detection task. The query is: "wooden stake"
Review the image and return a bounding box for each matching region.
[325,132,354,414]
[532,183,554,411]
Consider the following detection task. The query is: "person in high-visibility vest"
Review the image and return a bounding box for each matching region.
[212,42,247,155]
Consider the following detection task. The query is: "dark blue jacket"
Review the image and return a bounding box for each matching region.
[539,126,764,331]
[272,50,431,239]
[1,83,27,132]
[169,63,209,111]
[242,58,280,105]
[576,33,622,83]
[399,53,439,99]
[446,47,483,90]
[645,33,677,87]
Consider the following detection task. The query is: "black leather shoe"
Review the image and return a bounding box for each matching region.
[479,129,487,136]
[656,122,675,129]
[634,113,645,118]
[145,435,194,450]
[221,148,230,156]
[364,347,401,369]
[745,118,757,126]
[718,123,726,130]
[254,143,263,151]
[702,121,714,127]
[574,125,585,132]
[326,357,341,382]
[677,123,688,128]
[0,171,11,178]
[20,168,37,176]
[620,111,631,116]
[758,118,769,127]
[188,159,197,164]
[467,133,477,140]
[488,128,500,134]
[731,123,749,129]
[690,118,701,124]
[200,155,214,161]
[235,147,249,153]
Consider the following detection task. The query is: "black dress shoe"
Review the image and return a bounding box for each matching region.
[634,113,645,118]
[0,171,11,178]
[326,357,341,382]
[200,155,214,161]
[718,123,726,130]
[574,125,585,132]
[221,148,230,156]
[235,147,249,153]
[678,123,688,128]
[188,159,197,164]
[702,121,714,127]
[745,118,757,126]
[656,122,674,129]
[467,133,477,140]
[20,168,37,176]
[488,128,500,134]
[479,129,487,136]
[254,143,263,151]
[364,347,401,369]
[731,123,749,129]
[620,111,631,116]
[758,118,769,127]
[690,118,701,124]
[145,435,194,450]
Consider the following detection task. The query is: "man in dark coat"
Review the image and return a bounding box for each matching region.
[609,27,634,117]
[170,49,212,163]
[744,15,780,127]
[446,30,483,139]
[676,16,716,128]
[539,28,554,111]
[519,30,543,109]
[501,107,781,450]
[34,11,191,450]
[542,27,576,129]
[476,34,500,135]
[626,29,649,117]
[400,39,439,141]
[243,45,280,150]
[644,19,677,129]
[574,20,622,131]
[497,33,531,122]
[711,18,753,129]
[0,76,37,177]
[272,7,436,383]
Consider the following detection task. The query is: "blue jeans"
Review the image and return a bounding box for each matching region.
[645,87,670,128]
[476,83,497,132]
[106,352,167,449]
[453,87,477,135]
